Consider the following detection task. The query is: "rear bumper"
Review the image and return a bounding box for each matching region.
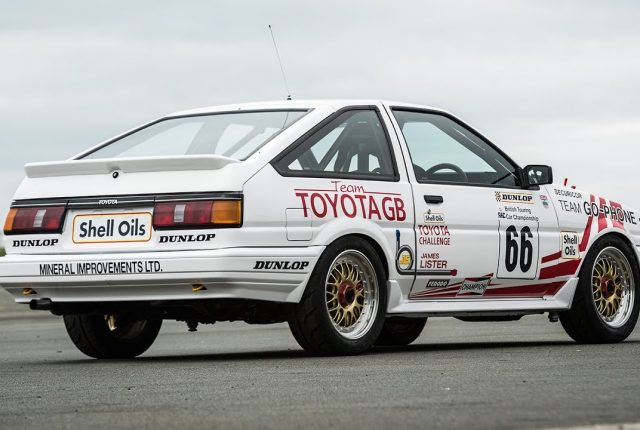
[0,247,323,304]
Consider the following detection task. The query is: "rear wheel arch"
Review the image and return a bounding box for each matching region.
[289,234,389,355]
[348,233,390,281]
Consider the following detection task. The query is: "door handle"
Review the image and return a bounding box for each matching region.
[424,195,444,204]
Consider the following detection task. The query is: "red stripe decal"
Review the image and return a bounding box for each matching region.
[484,282,564,297]
[539,259,580,280]
[610,200,624,229]
[541,251,562,264]
[598,197,608,232]
[540,195,594,266]
[410,281,565,300]
[579,195,596,252]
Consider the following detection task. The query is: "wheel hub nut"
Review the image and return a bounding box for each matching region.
[338,282,356,307]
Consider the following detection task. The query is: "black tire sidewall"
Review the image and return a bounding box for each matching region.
[64,314,162,359]
[375,317,427,346]
[305,237,388,353]
[574,236,640,341]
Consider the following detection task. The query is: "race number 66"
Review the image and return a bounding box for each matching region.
[497,222,539,279]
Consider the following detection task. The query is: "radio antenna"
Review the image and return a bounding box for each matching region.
[268,25,292,100]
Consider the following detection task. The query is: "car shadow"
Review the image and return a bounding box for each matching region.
[44,338,640,364]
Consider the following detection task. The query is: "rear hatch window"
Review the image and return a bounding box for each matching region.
[82,110,308,161]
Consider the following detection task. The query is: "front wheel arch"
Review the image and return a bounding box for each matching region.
[560,233,640,343]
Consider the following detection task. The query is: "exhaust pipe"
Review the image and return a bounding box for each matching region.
[29,298,53,311]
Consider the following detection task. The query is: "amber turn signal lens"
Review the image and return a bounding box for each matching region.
[211,200,242,225]
[3,208,17,233]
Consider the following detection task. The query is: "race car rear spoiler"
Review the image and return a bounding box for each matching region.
[24,155,239,178]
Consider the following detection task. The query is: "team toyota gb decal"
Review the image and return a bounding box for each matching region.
[294,180,406,221]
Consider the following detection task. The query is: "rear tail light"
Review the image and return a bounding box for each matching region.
[4,206,66,235]
[153,200,242,229]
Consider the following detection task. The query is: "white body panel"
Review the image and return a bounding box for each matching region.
[1,99,638,319]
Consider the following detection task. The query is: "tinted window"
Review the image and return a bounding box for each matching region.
[277,110,396,179]
[392,110,519,186]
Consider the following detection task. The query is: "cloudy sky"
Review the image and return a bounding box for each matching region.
[1,0,639,220]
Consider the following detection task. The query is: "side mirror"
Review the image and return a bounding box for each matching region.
[523,165,553,187]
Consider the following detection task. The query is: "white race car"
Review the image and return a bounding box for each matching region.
[1,100,638,358]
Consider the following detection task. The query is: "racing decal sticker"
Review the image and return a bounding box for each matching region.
[39,260,163,276]
[395,230,457,276]
[395,230,414,273]
[554,189,637,226]
[159,233,216,243]
[294,180,406,221]
[540,194,549,209]
[495,191,533,205]
[553,188,583,200]
[409,275,564,300]
[560,231,580,260]
[12,238,59,247]
[418,225,451,246]
[72,212,152,244]
[585,198,637,226]
[253,261,310,270]
[426,279,449,288]
[497,206,539,223]
[424,210,445,224]
[409,273,493,299]
[457,278,490,296]
[540,193,634,280]
[419,252,449,270]
[497,221,540,280]
[396,245,414,272]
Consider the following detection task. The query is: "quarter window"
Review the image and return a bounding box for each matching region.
[276,110,396,179]
[392,110,519,187]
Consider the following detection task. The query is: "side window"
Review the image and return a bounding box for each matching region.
[276,110,396,179]
[392,110,519,187]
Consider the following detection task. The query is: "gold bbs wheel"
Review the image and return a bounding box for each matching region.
[592,247,635,328]
[325,250,379,340]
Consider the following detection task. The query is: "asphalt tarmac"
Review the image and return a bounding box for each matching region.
[1,294,639,430]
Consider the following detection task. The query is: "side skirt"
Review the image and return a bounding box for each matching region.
[387,277,578,317]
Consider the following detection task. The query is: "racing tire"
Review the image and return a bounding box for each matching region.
[63,314,162,359]
[288,237,388,355]
[560,235,640,343]
[374,317,427,346]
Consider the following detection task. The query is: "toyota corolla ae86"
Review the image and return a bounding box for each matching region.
[1,100,638,358]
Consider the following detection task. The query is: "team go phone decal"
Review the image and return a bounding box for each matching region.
[410,193,631,300]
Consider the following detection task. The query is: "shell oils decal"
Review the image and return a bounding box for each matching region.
[560,231,580,260]
[294,181,406,221]
[424,210,445,223]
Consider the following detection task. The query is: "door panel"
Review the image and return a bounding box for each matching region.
[407,184,498,299]
[386,107,561,300]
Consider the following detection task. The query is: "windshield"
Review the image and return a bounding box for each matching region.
[81,110,308,160]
